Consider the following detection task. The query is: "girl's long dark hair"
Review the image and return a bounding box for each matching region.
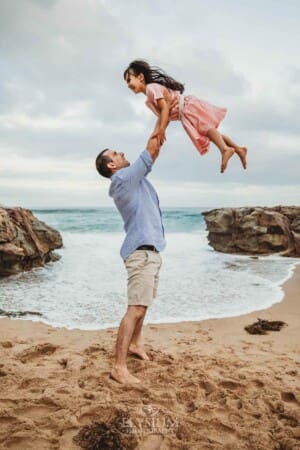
[124,60,185,94]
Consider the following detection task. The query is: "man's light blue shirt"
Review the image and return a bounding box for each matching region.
[109,149,166,260]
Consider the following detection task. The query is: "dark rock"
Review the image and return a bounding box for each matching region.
[202,206,300,256]
[0,206,63,277]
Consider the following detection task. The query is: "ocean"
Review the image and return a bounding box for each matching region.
[0,207,298,330]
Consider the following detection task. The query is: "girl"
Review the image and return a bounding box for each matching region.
[124,60,247,173]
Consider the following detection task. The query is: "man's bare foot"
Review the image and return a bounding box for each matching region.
[110,367,140,384]
[129,344,150,361]
[221,147,235,173]
[235,146,247,169]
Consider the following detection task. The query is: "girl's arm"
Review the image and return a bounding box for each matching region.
[150,97,170,146]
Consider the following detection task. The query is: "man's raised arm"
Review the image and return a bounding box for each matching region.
[146,136,161,162]
[114,137,162,185]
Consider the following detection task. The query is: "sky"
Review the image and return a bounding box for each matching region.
[0,0,299,208]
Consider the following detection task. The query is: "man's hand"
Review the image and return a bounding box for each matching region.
[146,136,161,162]
[151,129,166,146]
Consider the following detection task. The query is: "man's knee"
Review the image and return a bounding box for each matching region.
[127,305,147,320]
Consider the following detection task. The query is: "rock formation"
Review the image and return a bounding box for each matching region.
[202,206,300,256]
[0,207,63,277]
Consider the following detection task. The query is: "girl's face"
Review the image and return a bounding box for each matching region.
[125,69,146,94]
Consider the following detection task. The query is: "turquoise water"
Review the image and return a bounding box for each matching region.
[0,208,298,330]
[32,207,206,233]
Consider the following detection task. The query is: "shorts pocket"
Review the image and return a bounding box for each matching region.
[124,251,149,272]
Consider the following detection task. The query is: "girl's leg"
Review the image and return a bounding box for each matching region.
[222,134,247,169]
[207,128,235,173]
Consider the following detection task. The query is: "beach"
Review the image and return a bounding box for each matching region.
[0,265,299,449]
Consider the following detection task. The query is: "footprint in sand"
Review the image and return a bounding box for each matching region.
[278,436,300,450]
[186,400,197,413]
[16,343,58,364]
[3,436,55,450]
[219,380,242,391]
[83,344,108,355]
[176,390,194,404]
[139,434,164,450]
[15,404,57,419]
[278,409,299,427]
[77,405,110,425]
[56,388,72,395]
[199,380,217,395]
[0,399,16,408]
[78,375,102,390]
[18,377,46,390]
[210,418,236,435]
[0,341,13,348]
[83,392,95,400]
[59,427,79,450]
[252,379,265,388]
[156,353,175,365]
[0,415,18,426]
[196,329,210,338]
[57,358,68,368]
[281,391,299,404]
[286,370,298,376]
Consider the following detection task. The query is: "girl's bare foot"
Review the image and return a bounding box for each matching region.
[110,367,140,384]
[235,146,247,169]
[129,344,150,361]
[221,147,235,173]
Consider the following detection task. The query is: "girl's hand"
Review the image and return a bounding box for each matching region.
[151,129,166,146]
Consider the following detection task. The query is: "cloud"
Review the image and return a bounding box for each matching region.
[0,0,299,207]
[0,0,132,117]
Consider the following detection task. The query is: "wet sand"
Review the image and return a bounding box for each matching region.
[0,265,299,449]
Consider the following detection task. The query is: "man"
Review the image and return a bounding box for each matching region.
[95,137,166,384]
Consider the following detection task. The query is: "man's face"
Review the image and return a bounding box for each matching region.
[105,150,130,172]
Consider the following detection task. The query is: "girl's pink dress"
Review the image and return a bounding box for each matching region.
[145,83,227,155]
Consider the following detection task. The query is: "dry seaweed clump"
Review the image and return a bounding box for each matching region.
[73,410,138,450]
[245,318,287,335]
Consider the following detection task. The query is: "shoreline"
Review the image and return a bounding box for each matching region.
[0,266,299,449]
[1,260,299,333]
[1,257,299,333]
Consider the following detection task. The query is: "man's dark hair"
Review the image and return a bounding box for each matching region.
[95,149,113,178]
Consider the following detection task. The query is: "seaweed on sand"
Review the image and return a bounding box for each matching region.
[73,410,138,450]
[245,318,287,335]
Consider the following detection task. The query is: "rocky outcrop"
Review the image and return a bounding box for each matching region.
[0,207,63,277]
[202,206,300,256]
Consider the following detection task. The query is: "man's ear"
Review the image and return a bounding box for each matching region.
[107,161,116,171]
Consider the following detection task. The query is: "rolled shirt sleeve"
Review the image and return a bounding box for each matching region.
[113,150,153,185]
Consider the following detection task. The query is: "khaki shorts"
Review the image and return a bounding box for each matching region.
[124,250,162,307]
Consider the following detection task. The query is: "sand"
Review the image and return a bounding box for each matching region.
[0,265,299,450]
